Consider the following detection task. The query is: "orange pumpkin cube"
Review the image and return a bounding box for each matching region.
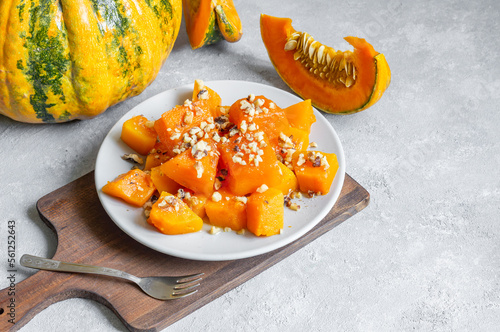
[292,151,339,195]
[121,115,157,155]
[283,99,316,134]
[161,139,219,197]
[274,126,310,166]
[228,95,290,143]
[205,188,247,231]
[154,104,214,156]
[102,169,156,207]
[192,79,222,117]
[275,162,298,195]
[147,192,203,235]
[213,105,230,118]
[150,166,182,195]
[247,187,284,236]
[177,189,208,219]
[219,131,282,196]
[144,142,171,171]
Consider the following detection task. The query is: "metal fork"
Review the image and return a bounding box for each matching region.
[20,254,203,300]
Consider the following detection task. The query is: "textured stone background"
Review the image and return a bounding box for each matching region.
[1,0,499,331]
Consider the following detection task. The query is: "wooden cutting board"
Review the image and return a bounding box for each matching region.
[0,171,369,332]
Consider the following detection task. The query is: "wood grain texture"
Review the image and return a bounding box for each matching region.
[0,171,369,332]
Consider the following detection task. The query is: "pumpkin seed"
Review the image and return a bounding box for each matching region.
[316,45,325,64]
[345,76,354,88]
[325,52,332,66]
[339,56,346,72]
[284,39,297,51]
[284,30,357,88]
[309,41,318,60]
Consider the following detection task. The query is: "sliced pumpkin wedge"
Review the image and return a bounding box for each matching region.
[260,14,391,114]
[183,0,242,49]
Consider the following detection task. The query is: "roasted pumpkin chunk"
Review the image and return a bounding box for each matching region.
[144,142,172,171]
[274,126,310,167]
[283,99,316,134]
[274,162,299,195]
[179,190,208,219]
[154,104,214,156]
[247,187,284,236]
[102,169,156,207]
[147,192,203,235]
[161,139,219,197]
[192,79,222,117]
[121,115,157,155]
[150,165,182,195]
[292,150,339,195]
[228,95,290,143]
[219,131,282,196]
[205,188,247,231]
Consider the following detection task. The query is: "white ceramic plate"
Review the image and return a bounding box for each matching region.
[95,80,345,261]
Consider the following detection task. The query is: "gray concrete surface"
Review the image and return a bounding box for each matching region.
[1,0,499,331]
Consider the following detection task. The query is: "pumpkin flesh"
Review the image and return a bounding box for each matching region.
[260,14,390,114]
[147,192,203,235]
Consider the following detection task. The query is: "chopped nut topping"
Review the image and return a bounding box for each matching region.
[229,126,239,137]
[157,195,182,212]
[288,203,301,211]
[240,120,248,134]
[307,190,322,197]
[296,153,306,166]
[256,184,269,193]
[235,196,248,204]
[194,161,204,178]
[312,155,322,167]
[183,110,194,125]
[214,178,222,190]
[209,226,222,235]
[170,132,181,140]
[176,188,186,199]
[121,153,144,165]
[212,191,222,202]
[197,89,209,100]
[192,140,209,160]
[254,98,265,107]
[184,99,193,109]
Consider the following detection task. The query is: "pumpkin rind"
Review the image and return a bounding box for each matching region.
[260,14,391,114]
[0,0,182,123]
[183,0,242,49]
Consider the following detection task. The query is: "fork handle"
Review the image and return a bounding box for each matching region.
[20,254,141,284]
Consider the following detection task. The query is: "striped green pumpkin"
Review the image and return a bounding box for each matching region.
[0,0,182,123]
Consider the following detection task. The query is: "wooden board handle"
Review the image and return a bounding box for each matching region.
[0,269,72,331]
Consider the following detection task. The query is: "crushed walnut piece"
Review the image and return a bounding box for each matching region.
[121,153,144,165]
